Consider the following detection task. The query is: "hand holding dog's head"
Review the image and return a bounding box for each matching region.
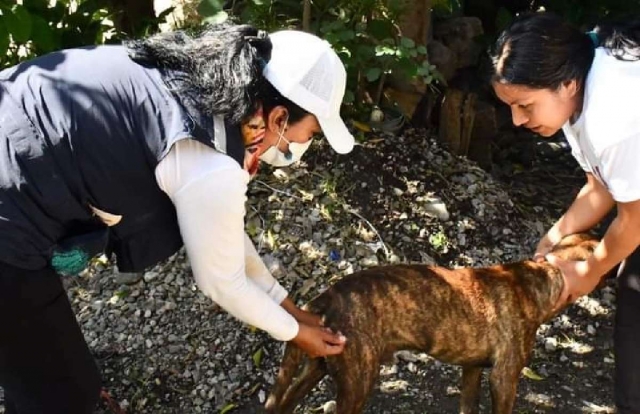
[544,233,600,313]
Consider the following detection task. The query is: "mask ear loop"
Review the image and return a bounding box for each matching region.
[277,117,293,160]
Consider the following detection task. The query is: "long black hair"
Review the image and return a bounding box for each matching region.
[126,22,309,124]
[491,12,640,90]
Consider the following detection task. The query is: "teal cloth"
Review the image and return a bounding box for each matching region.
[50,228,109,276]
[587,31,600,48]
[51,249,90,276]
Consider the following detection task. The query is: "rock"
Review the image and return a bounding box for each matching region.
[396,350,419,363]
[163,273,175,284]
[438,88,477,156]
[380,380,409,394]
[380,364,399,376]
[434,16,484,69]
[115,272,143,285]
[544,337,558,352]
[323,400,337,414]
[427,40,457,81]
[423,198,450,221]
[397,0,431,47]
[143,271,159,283]
[467,100,497,169]
[360,256,379,267]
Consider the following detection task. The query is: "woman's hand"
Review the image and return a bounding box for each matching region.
[291,323,346,358]
[281,297,346,357]
[534,233,557,262]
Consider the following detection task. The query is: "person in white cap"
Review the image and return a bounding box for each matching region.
[0,22,351,413]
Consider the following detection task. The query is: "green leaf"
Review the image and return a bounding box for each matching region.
[367,19,393,41]
[522,366,544,381]
[30,15,57,53]
[76,0,101,17]
[374,45,396,56]
[198,0,224,18]
[5,5,32,43]
[365,67,382,82]
[203,10,228,25]
[343,89,355,104]
[400,37,415,49]
[417,45,427,54]
[220,403,237,414]
[252,348,263,368]
[339,29,355,41]
[355,44,375,59]
[0,16,9,59]
[22,0,49,13]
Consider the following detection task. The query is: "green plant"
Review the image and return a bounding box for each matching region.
[314,1,442,116]
[428,231,449,252]
[432,0,463,18]
[0,0,170,68]
[196,0,442,118]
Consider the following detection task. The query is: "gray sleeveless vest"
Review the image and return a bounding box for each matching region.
[0,45,244,272]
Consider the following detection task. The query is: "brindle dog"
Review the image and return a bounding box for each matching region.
[266,234,601,414]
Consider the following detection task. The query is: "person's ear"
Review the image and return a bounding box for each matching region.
[560,79,579,99]
[266,106,288,132]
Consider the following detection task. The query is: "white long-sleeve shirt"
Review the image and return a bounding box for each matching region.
[154,138,299,341]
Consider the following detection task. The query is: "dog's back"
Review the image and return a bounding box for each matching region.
[266,234,598,414]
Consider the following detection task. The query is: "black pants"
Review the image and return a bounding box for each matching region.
[0,262,101,414]
[616,245,640,413]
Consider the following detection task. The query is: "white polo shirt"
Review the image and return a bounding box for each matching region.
[562,47,640,202]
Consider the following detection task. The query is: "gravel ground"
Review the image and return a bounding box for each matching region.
[0,128,617,414]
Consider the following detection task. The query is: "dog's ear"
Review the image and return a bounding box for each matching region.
[550,233,598,261]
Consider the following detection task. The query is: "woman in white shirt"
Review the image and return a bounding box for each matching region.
[491,12,640,412]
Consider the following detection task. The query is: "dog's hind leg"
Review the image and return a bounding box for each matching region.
[276,357,327,414]
[459,366,483,414]
[266,344,309,414]
[332,346,381,414]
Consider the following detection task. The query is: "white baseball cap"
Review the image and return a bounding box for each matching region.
[264,30,355,154]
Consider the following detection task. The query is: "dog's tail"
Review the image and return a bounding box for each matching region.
[265,343,326,414]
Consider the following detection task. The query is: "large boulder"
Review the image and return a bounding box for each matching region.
[434,16,484,69]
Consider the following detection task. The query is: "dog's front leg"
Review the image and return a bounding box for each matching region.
[488,355,524,414]
[459,366,483,414]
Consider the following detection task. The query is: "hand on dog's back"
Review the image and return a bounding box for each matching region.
[292,323,347,358]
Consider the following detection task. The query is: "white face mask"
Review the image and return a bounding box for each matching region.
[259,119,312,167]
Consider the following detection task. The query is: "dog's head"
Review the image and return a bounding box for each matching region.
[540,233,607,319]
[548,233,598,261]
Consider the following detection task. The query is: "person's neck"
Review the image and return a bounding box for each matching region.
[569,89,585,125]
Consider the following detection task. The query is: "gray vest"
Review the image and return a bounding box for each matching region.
[0,45,244,272]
